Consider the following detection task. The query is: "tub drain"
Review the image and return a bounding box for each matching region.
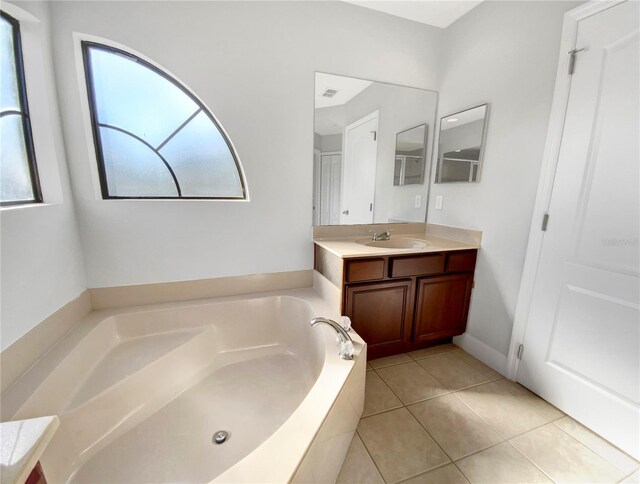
[213,430,229,444]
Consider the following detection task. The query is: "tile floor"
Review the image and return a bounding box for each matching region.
[337,344,639,484]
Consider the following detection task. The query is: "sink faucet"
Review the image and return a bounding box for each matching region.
[310,317,354,360]
[371,230,391,241]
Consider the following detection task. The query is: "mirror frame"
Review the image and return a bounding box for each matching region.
[435,103,489,184]
[394,123,428,186]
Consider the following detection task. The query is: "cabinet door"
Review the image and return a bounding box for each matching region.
[345,280,413,359]
[414,274,473,343]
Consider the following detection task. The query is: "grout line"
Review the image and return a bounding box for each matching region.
[450,460,472,483]
[506,439,559,483]
[371,362,451,406]
[394,461,456,484]
[548,420,639,478]
[619,469,640,483]
[354,429,387,483]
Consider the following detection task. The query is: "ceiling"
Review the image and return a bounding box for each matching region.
[343,1,484,29]
[315,73,373,109]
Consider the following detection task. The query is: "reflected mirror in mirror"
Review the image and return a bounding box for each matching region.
[313,73,437,226]
[394,124,427,186]
[435,104,488,183]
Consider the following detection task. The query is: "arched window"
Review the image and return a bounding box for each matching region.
[82,42,247,200]
[1,10,41,206]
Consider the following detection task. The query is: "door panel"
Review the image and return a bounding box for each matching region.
[414,274,472,343]
[344,280,412,359]
[518,1,639,458]
[341,112,378,224]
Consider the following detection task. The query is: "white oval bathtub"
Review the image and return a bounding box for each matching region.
[3,287,365,483]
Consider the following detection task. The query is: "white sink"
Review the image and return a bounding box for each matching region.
[356,238,429,249]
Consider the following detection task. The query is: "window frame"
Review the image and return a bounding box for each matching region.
[0,10,42,206]
[81,41,247,201]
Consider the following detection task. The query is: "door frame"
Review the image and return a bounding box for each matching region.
[341,110,380,224]
[506,0,627,380]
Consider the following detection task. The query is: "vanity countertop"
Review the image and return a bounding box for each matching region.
[0,415,59,484]
[314,233,479,259]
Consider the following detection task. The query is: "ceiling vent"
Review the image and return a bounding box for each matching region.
[322,89,338,98]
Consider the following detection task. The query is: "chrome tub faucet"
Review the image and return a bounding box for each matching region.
[310,317,354,360]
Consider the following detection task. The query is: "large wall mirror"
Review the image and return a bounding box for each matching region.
[313,73,437,226]
[435,104,489,183]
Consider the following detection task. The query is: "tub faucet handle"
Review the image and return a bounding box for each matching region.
[340,339,354,360]
[339,315,352,332]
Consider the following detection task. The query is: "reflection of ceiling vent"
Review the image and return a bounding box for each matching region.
[322,89,338,98]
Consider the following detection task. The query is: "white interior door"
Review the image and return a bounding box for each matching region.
[319,153,341,225]
[341,111,378,224]
[518,1,639,458]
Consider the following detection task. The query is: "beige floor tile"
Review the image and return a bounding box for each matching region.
[511,423,626,483]
[408,344,460,360]
[400,464,469,483]
[408,394,503,460]
[553,416,639,476]
[364,371,403,417]
[455,351,503,381]
[358,407,450,483]
[622,469,640,483]
[370,353,413,369]
[337,433,384,484]
[455,381,548,439]
[377,362,448,405]
[494,378,563,421]
[455,442,552,483]
[418,353,490,391]
[367,362,373,371]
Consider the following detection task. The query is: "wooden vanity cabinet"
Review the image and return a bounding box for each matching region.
[413,273,474,343]
[344,280,413,357]
[315,246,478,360]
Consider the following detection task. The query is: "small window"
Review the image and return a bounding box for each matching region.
[82,42,247,200]
[0,11,41,206]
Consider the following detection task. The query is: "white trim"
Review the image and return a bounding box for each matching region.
[453,333,508,377]
[506,0,627,380]
[320,151,342,156]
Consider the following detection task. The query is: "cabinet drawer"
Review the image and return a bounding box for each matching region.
[446,250,477,273]
[390,254,445,278]
[346,258,385,282]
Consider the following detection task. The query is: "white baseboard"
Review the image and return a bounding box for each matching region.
[453,333,509,378]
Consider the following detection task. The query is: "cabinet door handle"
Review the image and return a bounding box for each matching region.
[342,210,349,215]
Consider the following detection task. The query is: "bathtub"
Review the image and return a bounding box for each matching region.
[2,285,365,483]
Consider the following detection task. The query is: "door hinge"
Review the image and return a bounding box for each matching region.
[568,48,585,75]
[370,130,377,141]
[541,213,549,231]
[517,344,524,360]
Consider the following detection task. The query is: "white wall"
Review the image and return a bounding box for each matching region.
[49,0,442,288]
[1,1,86,351]
[430,0,581,357]
[320,134,342,153]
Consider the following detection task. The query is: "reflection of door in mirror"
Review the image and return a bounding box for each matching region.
[436,104,488,183]
[319,152,341,225]
[314,72,437,225]
[342,111,379,224]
